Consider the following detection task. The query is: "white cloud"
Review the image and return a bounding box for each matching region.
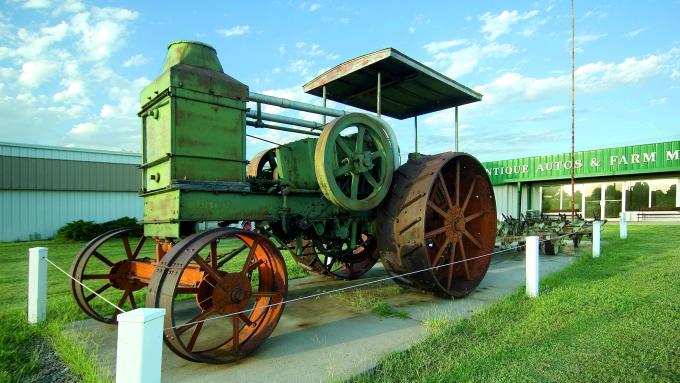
[22,0,50,9]
[308,3,321,12]
[477,48,679,106]
[649,97,667,106]
[71,7,139,61]
[423,39,467,54]
[428,42,515,78]
[123,53,147,68]
[626,28,646,38]
[69,122,96,135]
[408,14,429,34]
[287,59,314,76]
[573,33,606,44]
[53,80,89,104]
[479,9,538,41]
[217,25,251,37]
[18,61,56,87]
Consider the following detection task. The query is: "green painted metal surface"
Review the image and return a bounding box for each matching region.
[483,141,680,185]
[275,138,319,189]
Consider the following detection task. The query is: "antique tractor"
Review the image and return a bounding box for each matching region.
[69,41,497,363]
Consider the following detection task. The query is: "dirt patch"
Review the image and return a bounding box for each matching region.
[29,338,77,383]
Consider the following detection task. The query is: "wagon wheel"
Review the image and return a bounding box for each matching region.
[572,233,582,248]
[146,228,287,363]
[247,148,277,179]
[377,153,497,297]
[69,228,149,324]
[315,113,395,211]
[291,234,379,280]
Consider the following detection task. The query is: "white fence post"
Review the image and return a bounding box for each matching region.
[28,247,47,324]
[619,213,627,240]
[592,220,601,257]
[525,236,539,298]
[116,308,165,383]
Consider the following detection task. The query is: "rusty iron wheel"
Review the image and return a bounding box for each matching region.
[146,228,287,363]
[69,228,148,324]
[247,148,277,179]
[377,153,497,297]
[291,234,380,280]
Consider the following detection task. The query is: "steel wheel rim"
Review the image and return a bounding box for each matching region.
[147,228,287,364]
[69,228,148,323]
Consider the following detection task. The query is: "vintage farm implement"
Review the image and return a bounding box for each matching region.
[68,41,497,363]
[496,212,601,254]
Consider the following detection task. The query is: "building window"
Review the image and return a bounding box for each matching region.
[626,181,650,211]
[583,183,601,219]
[649,179,677,209]
[542,186,561,212]
[561,184,583,212]
[604,182,623,218]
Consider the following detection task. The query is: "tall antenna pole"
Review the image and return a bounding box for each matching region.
[570,0,576,219]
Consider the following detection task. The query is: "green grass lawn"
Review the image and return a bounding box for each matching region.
[0,236,307,383]
[349,224,680,383]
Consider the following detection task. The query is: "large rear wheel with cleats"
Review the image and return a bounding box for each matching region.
[146,228,287,364]
[315,113,395,211]
[377,153,497,297]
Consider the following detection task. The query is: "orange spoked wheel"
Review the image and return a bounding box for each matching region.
[146,228,287,363]
[377,153,497,297]
[69,228,151,323]
[291,234,379,280]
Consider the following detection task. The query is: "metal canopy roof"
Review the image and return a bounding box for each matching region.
[302,48,483,120]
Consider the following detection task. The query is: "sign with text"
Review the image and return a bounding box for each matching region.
[482,141,680,185]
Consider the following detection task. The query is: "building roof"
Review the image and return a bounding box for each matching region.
[302,48,482,120]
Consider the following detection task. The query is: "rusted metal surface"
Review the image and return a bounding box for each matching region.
[290,234,380,280]
[303,48,482,119]
[145,228,287,363]
[377,153,497,297]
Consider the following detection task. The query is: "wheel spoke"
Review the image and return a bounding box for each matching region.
[241,239,261,274]
[334,162,351,177]
[458,240,471,280]
[356,126,365,153]
[464,209,485,223]
[210,241,218,269]
[129,291,137,309]
[92,250,114,267]
[364,172,380,189]
[193,255,226,284]
[217,245,248,268]
[337,138,354,156]
[175,287,199,295]
[425,225,448,239]
[131,236,147,259]
[252,291,282,299]
[431,236,451,267]
[246,259,265,273]
[186,322,204,352]
[232,317,240,353]
[350,174,359,199]
[463,230,483,249]
[112,289,131,320]
[85,283,111,302]
[368,151,383,160]
[462,176,479,213]
[437,172,454,210]
[122,234,133,260]
[447,242,458,289]
[176,309,214,336]
[238,314,255,327]
[82,274,114,280]
[427,200,448,219]
[455,161,461,206]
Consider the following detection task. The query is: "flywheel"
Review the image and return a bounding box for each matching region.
[377,153,497,297]
[315,113,395,211]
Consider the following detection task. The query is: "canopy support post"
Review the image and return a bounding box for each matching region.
[414,115,418,153]
[376,72,382,118]
[455,106,459,151]
[322,86,327,124]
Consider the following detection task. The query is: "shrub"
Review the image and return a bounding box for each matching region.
[56,217,142,241]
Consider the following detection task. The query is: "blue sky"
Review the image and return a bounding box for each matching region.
[0,0,678,161]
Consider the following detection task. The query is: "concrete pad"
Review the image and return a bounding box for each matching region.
[64,251,575,382]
